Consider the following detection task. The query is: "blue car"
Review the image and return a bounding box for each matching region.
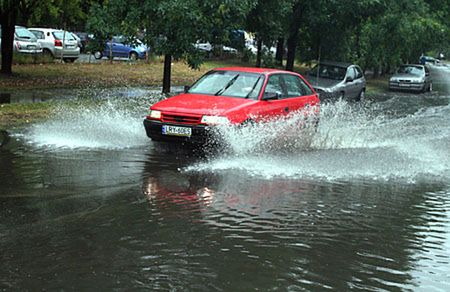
[94,36,149,60]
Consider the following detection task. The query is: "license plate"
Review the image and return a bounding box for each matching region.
[27,45,36,49]
[66,45,75,49]
[162,125,192,137]
[399,83,410,87]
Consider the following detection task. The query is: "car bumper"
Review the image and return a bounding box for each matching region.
[16,49,43,54]
[389,82,425,92]
[54,47,80,58]
[143,119,217,145]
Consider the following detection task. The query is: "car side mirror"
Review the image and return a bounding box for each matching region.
[262,92,280,100]
[425,72,430,76]
[345,76,354,82]
[184,85,190,93]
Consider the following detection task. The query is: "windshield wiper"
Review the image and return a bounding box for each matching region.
[214,74,239,96]
[245,75,262,99]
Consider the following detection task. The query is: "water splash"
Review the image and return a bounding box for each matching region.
[186,100,450,182]
[25,96,159,149]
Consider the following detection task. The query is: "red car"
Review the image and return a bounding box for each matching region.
[143,67,320,145]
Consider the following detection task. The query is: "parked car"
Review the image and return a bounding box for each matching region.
[93,36,149,60]
[389,64,432,92]
[72,32,90,53]
[0,26,42,54]
[305,61,366,101]
[28,28,80,62]
[143,67,320,145]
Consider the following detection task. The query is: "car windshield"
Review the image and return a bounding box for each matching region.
[309,64,347,80]
[397,65,424,76]
[15,27,36,40]
[188,70,264,99]
[52,31,75,41]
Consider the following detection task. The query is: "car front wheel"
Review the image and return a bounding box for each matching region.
[356,89,365,102]
[129,52,138,61]
[93,51,103,59]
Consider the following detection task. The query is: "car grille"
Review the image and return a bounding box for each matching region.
[161,113,202,125]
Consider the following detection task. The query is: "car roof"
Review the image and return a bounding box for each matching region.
[214,67,293,75]
[28,28,63,32]
[401,64,424,68]
[318,61,354,68]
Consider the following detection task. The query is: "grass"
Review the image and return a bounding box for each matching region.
[0,58,251,91]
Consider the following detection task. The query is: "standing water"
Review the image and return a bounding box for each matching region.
[1,66,450,290]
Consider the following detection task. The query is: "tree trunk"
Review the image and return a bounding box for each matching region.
[285,3,303,72]
[275,37,284,66]
[1,2,18,75]
[255,38,262,67]
[162,54,172,94]
[285,32,298,72]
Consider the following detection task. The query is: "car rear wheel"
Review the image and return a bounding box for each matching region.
[93,51,103,59]
[43,49,54,58]
[129,52,138,61]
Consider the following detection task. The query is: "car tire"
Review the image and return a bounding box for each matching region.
[43,49,54,58]
[63,58,75,63]
[94,51,103,59]
[355,89,365,102]
[129,52,138,61]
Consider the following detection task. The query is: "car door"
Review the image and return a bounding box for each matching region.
[112,36,129,57]
[353,66,366,96]
[344,66,358,98]
[255,73,316,122]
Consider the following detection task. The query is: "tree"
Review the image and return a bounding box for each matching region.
[0,0,18,75]
[88,0,255,93]
[245,0,291,67]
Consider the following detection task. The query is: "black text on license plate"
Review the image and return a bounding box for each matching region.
[162,125,192,137]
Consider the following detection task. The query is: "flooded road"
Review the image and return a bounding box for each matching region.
[1,65,450,290]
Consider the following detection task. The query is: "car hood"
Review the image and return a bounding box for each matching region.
[151,93,257,116]
[391,73,422,79]
[305,76,341,88]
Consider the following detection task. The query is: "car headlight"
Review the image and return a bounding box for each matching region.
[149,110,161,119]
[201,115,229,125]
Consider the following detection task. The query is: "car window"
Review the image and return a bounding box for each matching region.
[283,74,313,97]
[264,75,285,98]
[309,64,347,80]
[31,30,45,39]
[347,67,357,80]
[113,36,125,43]
[188,70,264,99]
[398,65,424,76]
[15,27,37,40]
[354,67,363,79]
[52,31,75,41]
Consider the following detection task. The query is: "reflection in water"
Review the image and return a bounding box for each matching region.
[141,158,450,291]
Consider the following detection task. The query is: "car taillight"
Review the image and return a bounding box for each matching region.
[55,39,63,47]
[15,41,21,49]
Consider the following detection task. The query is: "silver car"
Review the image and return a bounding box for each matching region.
[0,26,42,54]
[305,62,366,101]
[29,28,80,62]
[389,64,432,92]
